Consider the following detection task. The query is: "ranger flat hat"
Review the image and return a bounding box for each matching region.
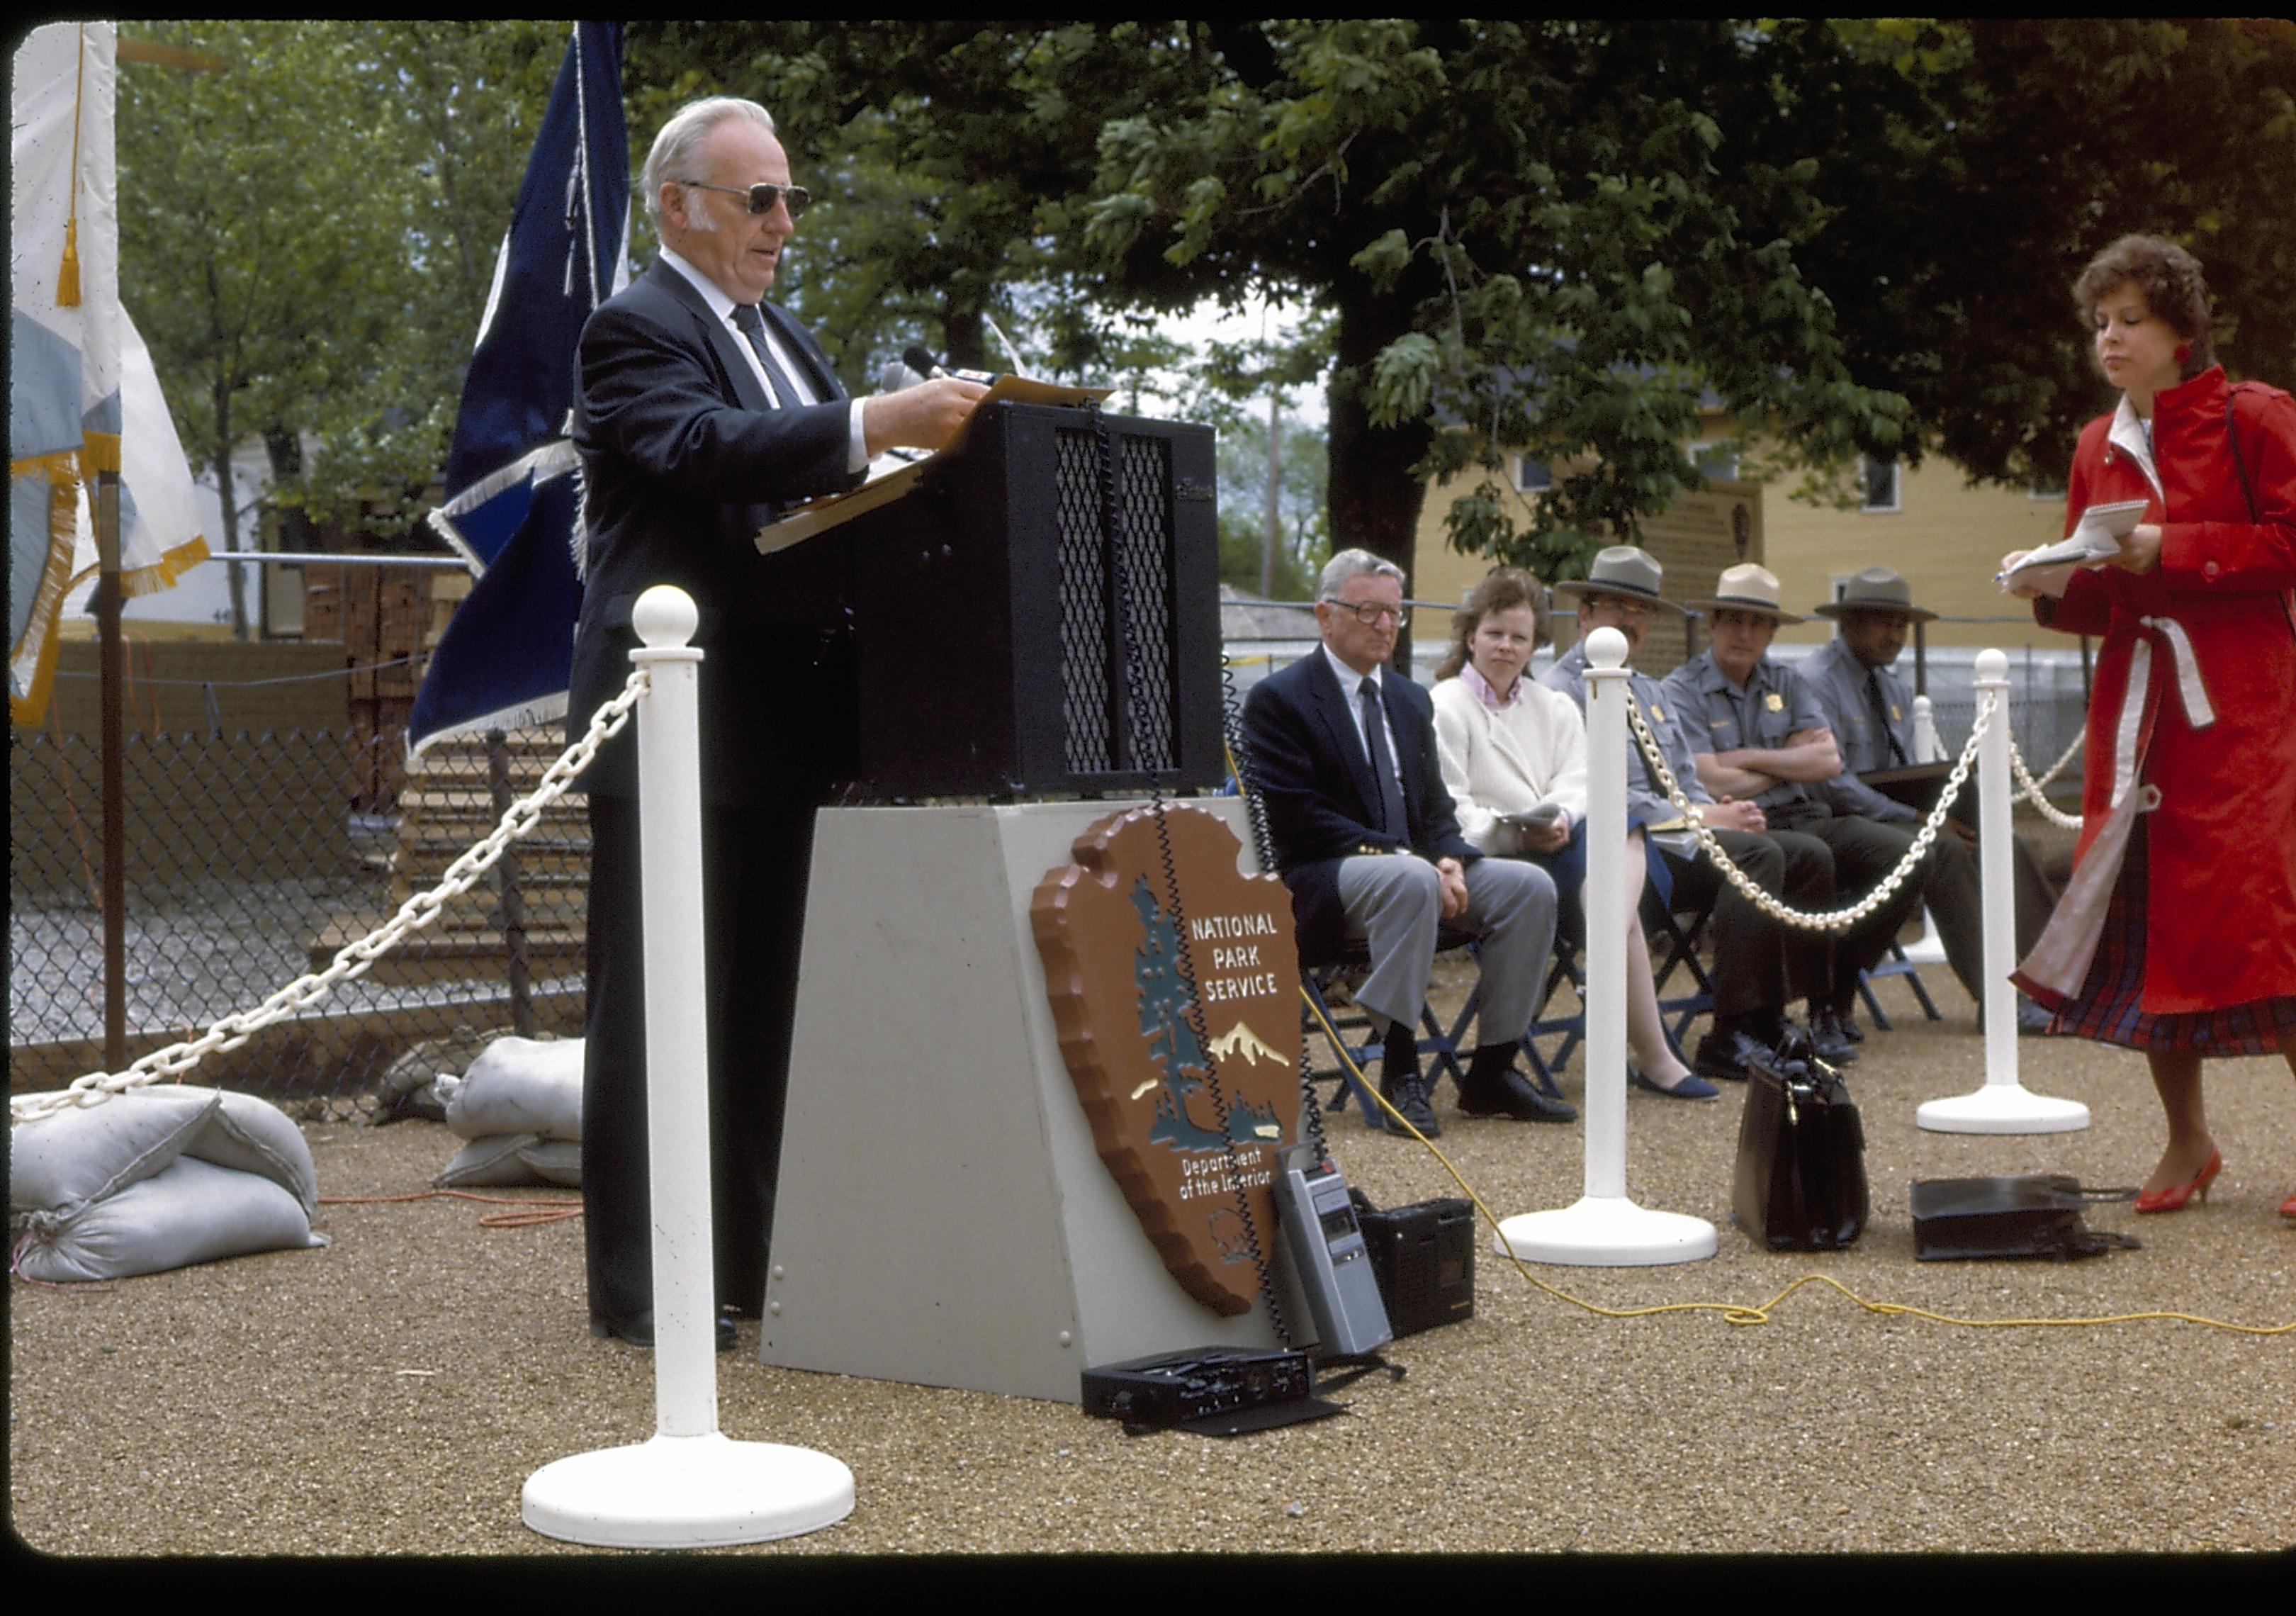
[1684,562,1805,625]
[1811,566,1940,624]
[1548,545,1687,615]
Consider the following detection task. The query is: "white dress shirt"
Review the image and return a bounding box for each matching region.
[658,245,870,474]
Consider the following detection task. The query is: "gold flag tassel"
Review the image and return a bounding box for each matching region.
[58,216,81,307]
[57,23,86,306]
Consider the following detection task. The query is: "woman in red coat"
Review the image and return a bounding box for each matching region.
[2005,235,2296,1218]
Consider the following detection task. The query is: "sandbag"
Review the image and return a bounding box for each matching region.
[9,1086,220,1217]
[10,1084,318,1221]
[434,1133,583,1189]
[13,1155,329,1284]
[190,1087,320,1216]
[443,1036,583,1142]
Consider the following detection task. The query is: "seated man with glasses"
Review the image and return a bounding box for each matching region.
[1242,549,1568,1135]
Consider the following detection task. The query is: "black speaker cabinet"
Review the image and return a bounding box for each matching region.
[841,400,1223,798]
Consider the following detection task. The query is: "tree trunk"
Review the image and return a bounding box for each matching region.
[213,378,247,641]
[1261,390,1282,597]
[1327,286,1435,672]
[942,303,987,372]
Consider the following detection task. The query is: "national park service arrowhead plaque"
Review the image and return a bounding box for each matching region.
[1030,804,1300,1316]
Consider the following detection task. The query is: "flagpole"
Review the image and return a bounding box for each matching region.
[95,468,126,1071]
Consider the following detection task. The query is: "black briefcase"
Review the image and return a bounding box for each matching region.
[1909,1174,2140,1262]
[1731,1028,1869,1251]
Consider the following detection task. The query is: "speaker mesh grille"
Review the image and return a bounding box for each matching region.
[1053,427,1177,776]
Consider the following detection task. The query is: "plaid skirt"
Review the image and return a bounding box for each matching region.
[2048,821,2296,1054]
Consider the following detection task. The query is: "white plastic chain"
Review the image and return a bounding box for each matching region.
[10,668,653,1126]
[2007,730,2085,830]
[1623,686,1996,933]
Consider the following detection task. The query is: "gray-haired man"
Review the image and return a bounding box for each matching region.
[1242,550,1567,1134]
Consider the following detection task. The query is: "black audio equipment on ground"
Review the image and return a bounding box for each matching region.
[1081,1346,1341,1435]
[1350,1191,1475,1337]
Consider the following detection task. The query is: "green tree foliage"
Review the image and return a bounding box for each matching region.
[1777,18,2296,494]
[115,20,565,599]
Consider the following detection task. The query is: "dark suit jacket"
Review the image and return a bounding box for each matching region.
[1239,649,1480,963]
[566,258,865,800]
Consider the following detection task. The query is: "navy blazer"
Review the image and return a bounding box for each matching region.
[1239,649,1480,963]
[566,259,865,800]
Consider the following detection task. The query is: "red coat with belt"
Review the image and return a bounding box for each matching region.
[2035,366,2296,1013]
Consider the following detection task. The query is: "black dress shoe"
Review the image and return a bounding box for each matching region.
[1376,1071,1441,1137]
[1691,1028,1771,1083]
[2015,997,2054,1036]
[1805,1007,1861,1065]
[1457,1065,1577,1123]
[590,1309,738,1351]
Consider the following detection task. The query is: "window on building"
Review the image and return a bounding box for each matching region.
[1690,441,1740,481]
[1860,454,1901,512]
[1517,455,1552,492]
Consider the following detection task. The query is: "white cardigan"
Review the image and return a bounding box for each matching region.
[1431,674,1589,855]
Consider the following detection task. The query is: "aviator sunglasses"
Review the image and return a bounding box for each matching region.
[678,179,813,220]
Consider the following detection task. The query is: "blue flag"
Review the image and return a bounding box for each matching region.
[412,21,626,750]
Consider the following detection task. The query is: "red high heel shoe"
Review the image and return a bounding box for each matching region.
[2134,1148,2222,1213]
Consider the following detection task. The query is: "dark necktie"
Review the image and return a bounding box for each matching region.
[1358,676,1407,838]
[1867,670,1908,765]
[730,302,804,410]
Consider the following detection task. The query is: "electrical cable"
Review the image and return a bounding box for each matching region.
[1301,958,2292,1339]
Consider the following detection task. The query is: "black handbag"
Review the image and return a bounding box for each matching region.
[1731,1027,1869,1251]
[1909,1174,2141,1262]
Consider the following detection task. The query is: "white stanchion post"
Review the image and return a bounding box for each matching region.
[1494,627,1717,1267]
[522,585,855,1547]
[1915,649,2088,1136]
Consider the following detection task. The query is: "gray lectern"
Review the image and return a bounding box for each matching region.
[759,799,1307,1402]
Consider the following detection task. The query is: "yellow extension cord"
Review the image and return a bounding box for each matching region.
[1300,988,2293,1339]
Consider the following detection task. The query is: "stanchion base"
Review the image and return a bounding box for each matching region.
[1493,1196,1718,1267]
[522,1431,854,1548]
[1916,1084,2090,1135]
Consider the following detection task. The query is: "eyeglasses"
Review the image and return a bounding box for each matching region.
[1323,597,1403,627]
[678,179,813,220]
[1589,597,1658,622]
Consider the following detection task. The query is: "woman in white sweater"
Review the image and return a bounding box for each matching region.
[1431,570,1714,1098]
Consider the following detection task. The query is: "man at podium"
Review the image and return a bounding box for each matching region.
[566,94,984,1347]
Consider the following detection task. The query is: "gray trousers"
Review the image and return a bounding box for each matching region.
[1334,855,1558,1044]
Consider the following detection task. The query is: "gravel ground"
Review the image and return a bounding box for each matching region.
[10,974,2294,1561]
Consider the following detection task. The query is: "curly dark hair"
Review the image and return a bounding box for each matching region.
[1432,567,1550,682]
[2073,234,2215,380]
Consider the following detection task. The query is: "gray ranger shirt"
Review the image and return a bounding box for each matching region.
[1543,641,1713,834]
[1800,637,1920,826]
[1658,650,1833,816]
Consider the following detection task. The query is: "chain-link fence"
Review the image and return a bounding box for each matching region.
[9,723,586,1118]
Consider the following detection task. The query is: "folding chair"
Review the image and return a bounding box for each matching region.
[1643,885,1719,1047]
[1300,928,1478,1128]
[1855,938,1942,1031]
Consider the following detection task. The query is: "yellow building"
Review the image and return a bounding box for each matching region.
[1413,433,2078,673]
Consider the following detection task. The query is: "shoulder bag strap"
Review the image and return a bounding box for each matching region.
[2225,389,2259,522]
